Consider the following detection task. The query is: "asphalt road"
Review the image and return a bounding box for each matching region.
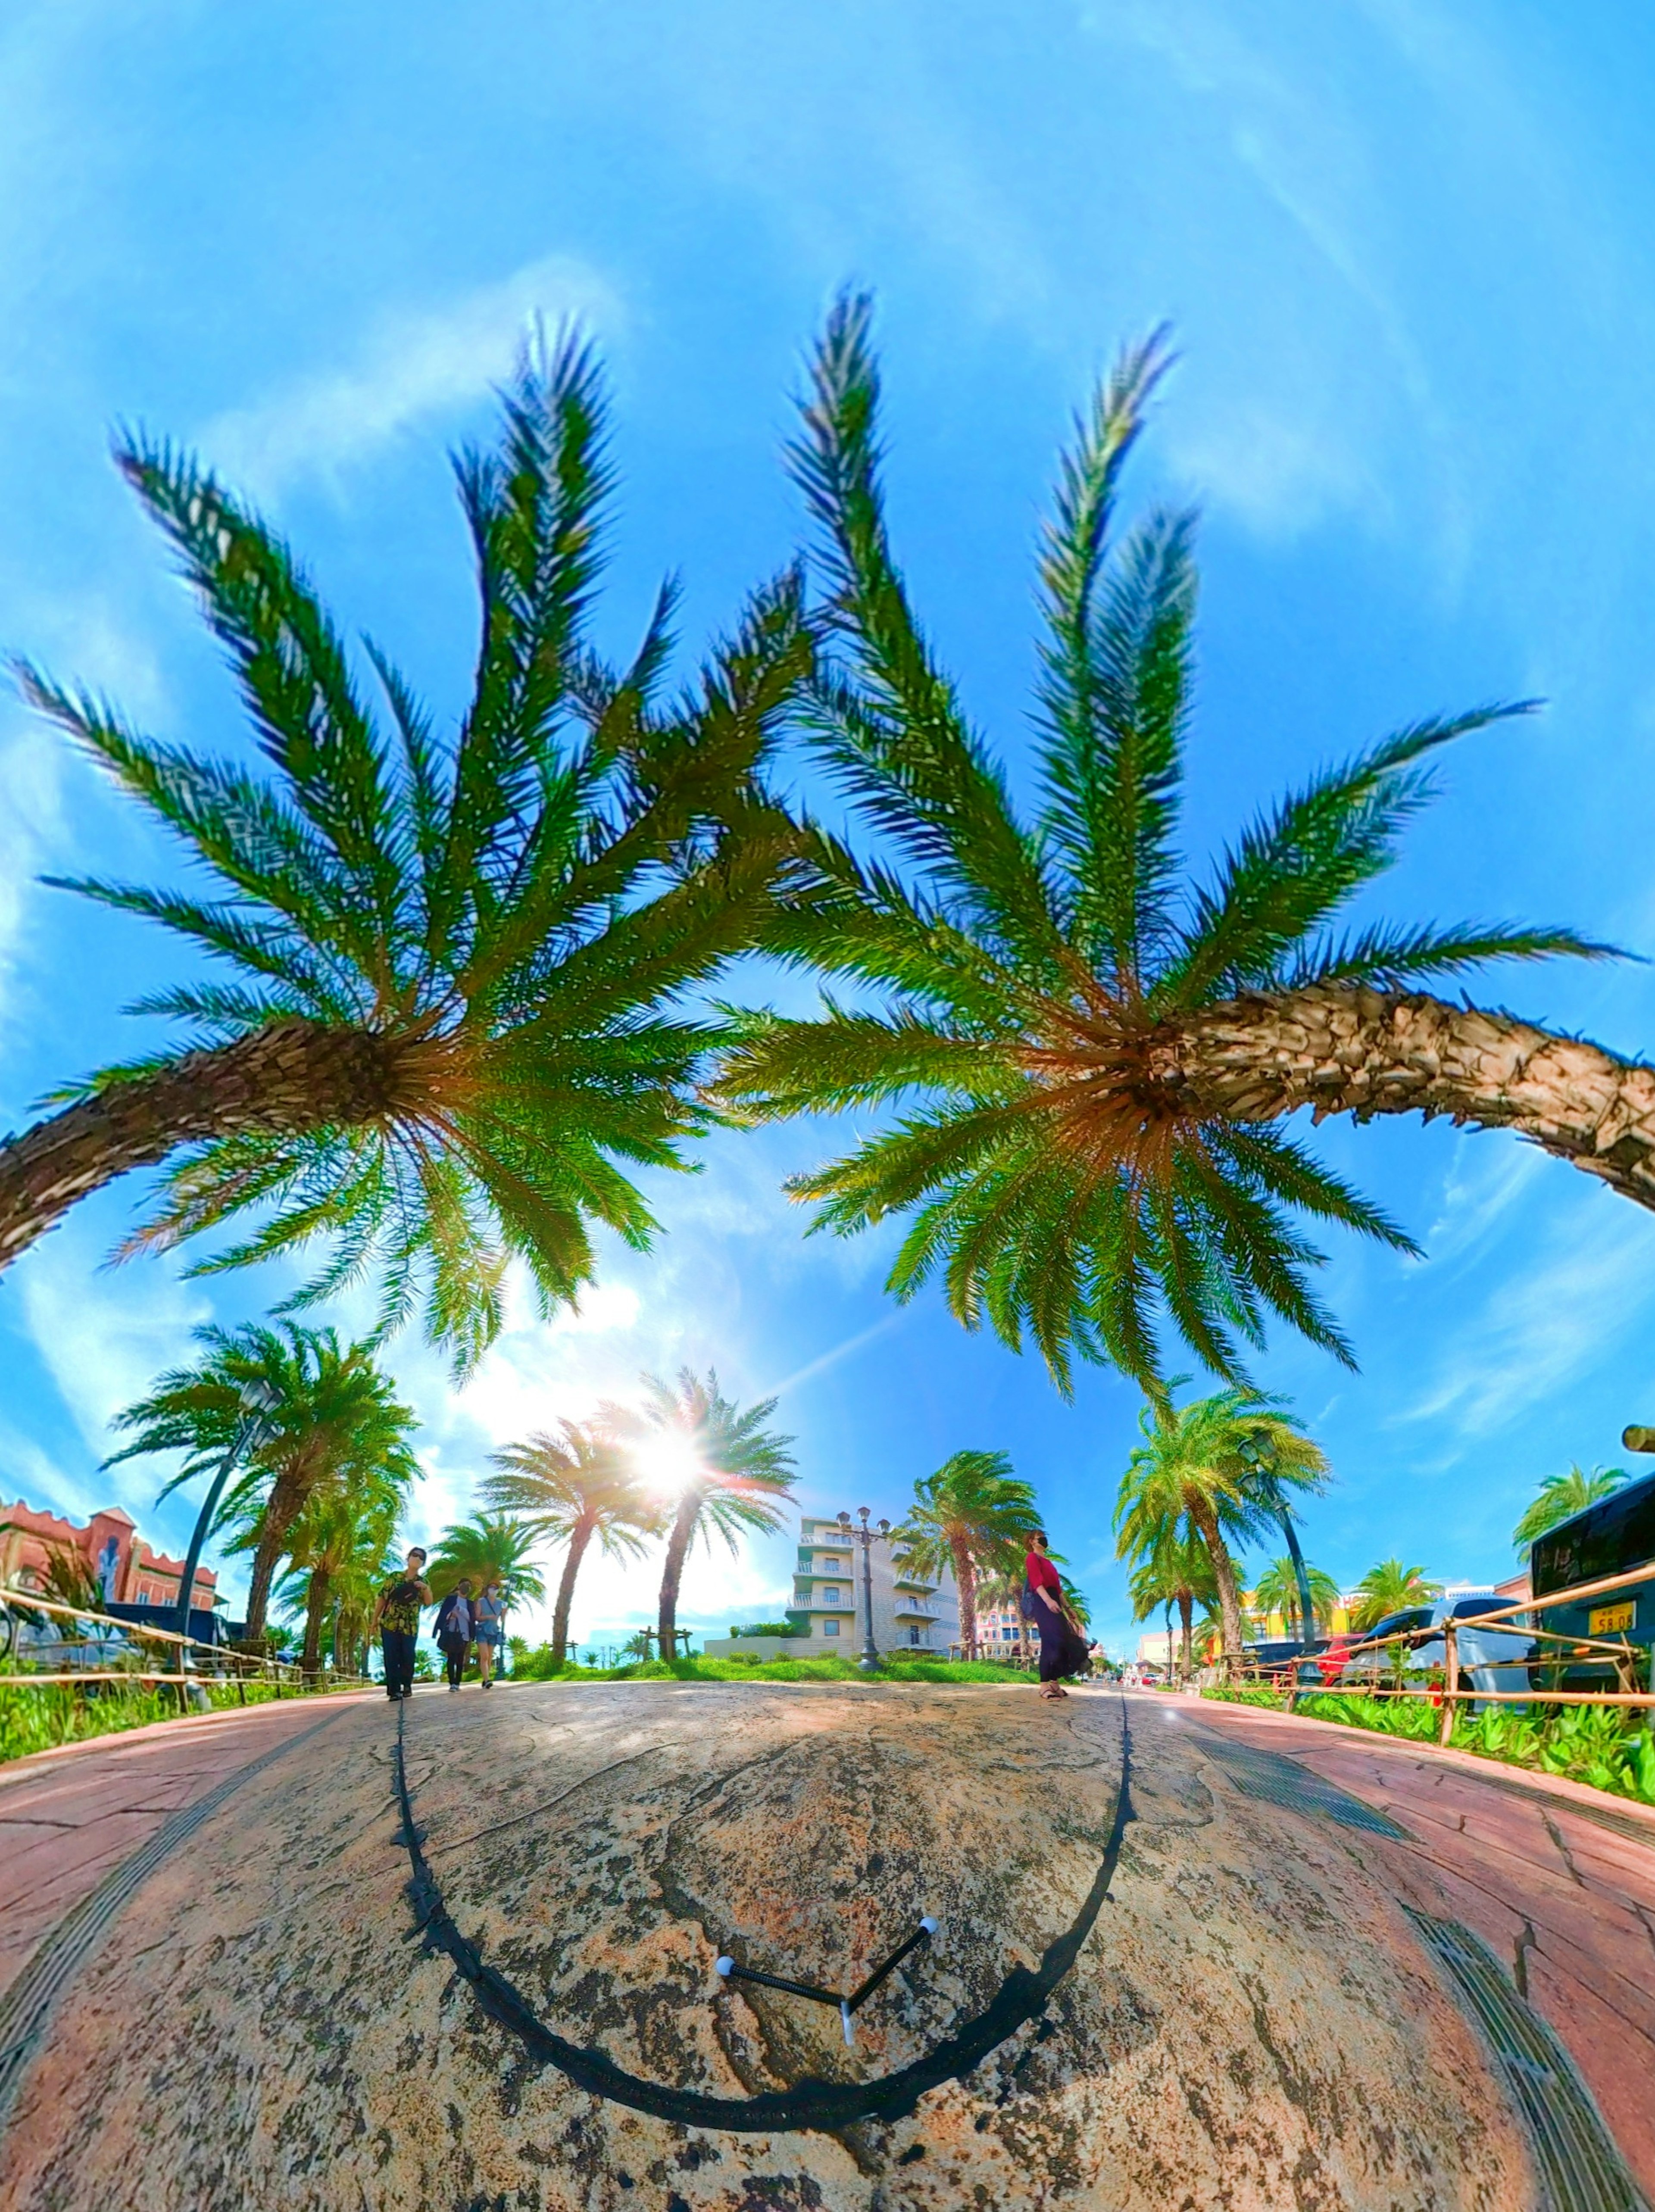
[0,1681,1649,2211]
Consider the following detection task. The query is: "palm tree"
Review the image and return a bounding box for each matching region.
[1114,1388,1323,1661]
[1512,1463,1627,1550]
[608,1369,797,1663]
[426,1513,547,1609]
[1125,1522,1215,1680]
[1250,1555,1340,1640]
[890,1449,1042,1660]
[0,337,812,1369]
[483,1420,660,1665]
[714,294,1625,1398]
[106,1320,419,1641]
[1352,1558,1443,1632]
[276,1464,406,1681]
[974,1566,1030,1662]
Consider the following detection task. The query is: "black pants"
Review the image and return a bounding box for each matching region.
[1036,1602,1065,1683]
[438,1633,468,1688]
[381,1629,417,1699]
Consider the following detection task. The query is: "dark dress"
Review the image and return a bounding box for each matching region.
[1025,1552,1067,1684]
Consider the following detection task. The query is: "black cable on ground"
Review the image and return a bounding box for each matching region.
[391,1691,1134,2134]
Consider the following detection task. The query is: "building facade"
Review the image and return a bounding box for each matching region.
[0,1498,216,1612]
[786,1514,961,1655]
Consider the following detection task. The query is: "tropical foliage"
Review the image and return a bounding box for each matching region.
[426,1513,547,1609]
[890,1448,1043,1659]
[275,1461,406,1678]
[1115,1388,1327,1660]
[1250,1555,1340,1639]
[1512,1463,1627,1551]
[1127,1523,1216,1679]
[106,1320,419,1640]
[606,1369,797,1662]
[483,1418,659,1664]
[1,336,812,1367]
[715,293,1608,1397]
[1351,1558,1443,1632]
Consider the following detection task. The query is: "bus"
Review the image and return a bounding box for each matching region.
[1528,1466,1655,1683]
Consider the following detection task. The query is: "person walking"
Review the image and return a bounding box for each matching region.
[472,1578,506,1688]
[1024,1530,1071,1703]
[370,1547,431,1702]
[434,1578,473,1691]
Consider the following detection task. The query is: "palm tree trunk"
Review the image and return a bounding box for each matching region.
[301,1569,331,1682]
[551,1516,594,1666]
[1169,985,1655,1207]
[1177,1590,1193,1680]
[657,1491,702,1664]
[950,1534,978,1660]
[1186,1499,1246,1662]
[0,1020,398,1273]
[241,1461,314,1642]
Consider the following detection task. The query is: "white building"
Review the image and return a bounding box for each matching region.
[703,1511,961,1657]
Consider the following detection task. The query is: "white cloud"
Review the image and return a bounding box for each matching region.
[1396,1194,1655,1438]
[199,253,624,496]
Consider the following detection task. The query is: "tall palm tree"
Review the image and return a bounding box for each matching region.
[1126,1522,1215,1680]
[715,294,1627,1398]
[106,1320,419,1641]
[608,1369,797,1664]
[0,337,812,1369]
[1512,1463,1627,1551]
[276,1463,406,1681]
[426,1513,548,1609]
[1250,1555,1340,1640]
[890,1449,1042,1660]
[1114,1389,1323,1660]
[483,1419,660,1665]
[1352,1559,1443,1632]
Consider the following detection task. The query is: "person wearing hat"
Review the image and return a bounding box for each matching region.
[370,1547,431,1701]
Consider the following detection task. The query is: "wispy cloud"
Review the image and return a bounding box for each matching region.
[198,253,622,496]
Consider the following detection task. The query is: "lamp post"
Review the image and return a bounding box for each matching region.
[172,1379,281,1650]
[837,1507,891,1673]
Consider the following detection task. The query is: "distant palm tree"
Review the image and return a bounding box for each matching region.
[1352,1558,1443,1632]
[1115,1388,1324,1661]
[1126,1523,1215,1680]
[715,294,1621,1400]
[974,1567,1030,1662]
[276,1464,406,1681]
[483,1420,660,1665]
[1512,1464,1627,1551]
[427,1514,547,1610]
[107,1321,419,1641]
[1250,1555,1340,1641]
[609,1370,797,1664]
[890,1450,1042,1660]
[0,337,812,1368]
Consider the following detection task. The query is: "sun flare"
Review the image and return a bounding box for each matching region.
[633,1433,706,1498]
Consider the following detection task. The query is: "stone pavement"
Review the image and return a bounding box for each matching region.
[0,1680,1649,2211]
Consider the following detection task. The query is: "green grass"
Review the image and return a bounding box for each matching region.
[1202,1685,1655,1807]
[506,1648,1040,1686]
[0,1677,295,1766]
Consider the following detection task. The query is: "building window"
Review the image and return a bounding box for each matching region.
[824,1619,840,1636]
[821,1586,840,1603]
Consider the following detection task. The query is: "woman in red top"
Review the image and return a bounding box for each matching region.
[1025,1531,1068,1701]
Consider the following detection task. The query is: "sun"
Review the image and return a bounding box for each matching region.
[633,1433,706,1498]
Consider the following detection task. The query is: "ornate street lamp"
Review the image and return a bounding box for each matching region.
[172,1378,281,1649]
[837,1507,891,1672]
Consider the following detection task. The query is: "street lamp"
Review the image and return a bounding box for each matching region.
[837,1507,891,1673]
[172,1379,281,1649]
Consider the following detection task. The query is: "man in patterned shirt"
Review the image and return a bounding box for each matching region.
[370,1547,431,1701]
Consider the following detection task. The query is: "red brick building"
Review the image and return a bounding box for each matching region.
[0,1498,216,1611]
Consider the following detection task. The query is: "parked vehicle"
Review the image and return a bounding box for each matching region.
[1338,1596,1533,1709]
[1528,1469,1655,1689]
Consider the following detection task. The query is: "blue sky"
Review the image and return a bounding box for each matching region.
[4,0,1655,1658]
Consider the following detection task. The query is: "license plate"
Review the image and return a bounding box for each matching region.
[1589,1602,1635,1635]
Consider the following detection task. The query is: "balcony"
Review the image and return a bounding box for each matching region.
[891,1601,940,1621]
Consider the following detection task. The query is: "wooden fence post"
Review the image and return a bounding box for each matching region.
[1439,1623,1456,1748]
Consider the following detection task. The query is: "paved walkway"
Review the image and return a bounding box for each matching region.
[0,1681,1649,2210]
[0,1688,381,2006]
